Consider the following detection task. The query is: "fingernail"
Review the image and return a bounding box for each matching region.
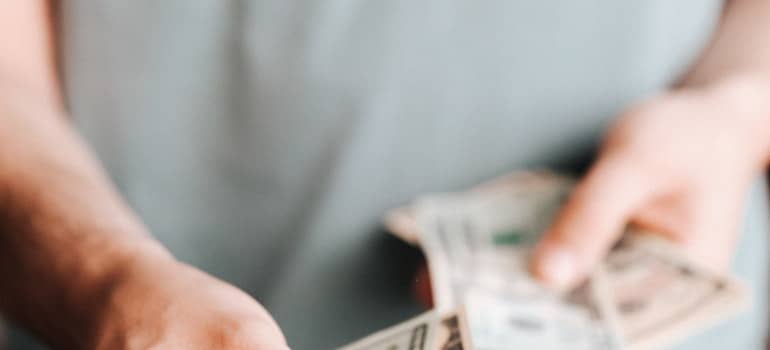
[538,248,577,290]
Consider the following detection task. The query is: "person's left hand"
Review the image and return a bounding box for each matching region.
[530,76,770,290]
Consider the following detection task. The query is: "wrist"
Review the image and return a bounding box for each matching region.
[58,236,175,348]
[692,74,770,167]
[83,251,203,349]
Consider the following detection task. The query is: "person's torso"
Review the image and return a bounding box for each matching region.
[57,1,731,348]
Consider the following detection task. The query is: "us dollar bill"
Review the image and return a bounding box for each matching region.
[384,170,573,246]
[339,311,436,350]
[604,233,749,350]
[463,282,622,350]
[434,310,473,350]
[415,187,622,349]
[378,170,749,350]
[339,310,472,350]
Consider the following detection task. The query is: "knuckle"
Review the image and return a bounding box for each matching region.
[207,316,279,348]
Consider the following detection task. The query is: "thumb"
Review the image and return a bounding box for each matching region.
[531,154,659,290]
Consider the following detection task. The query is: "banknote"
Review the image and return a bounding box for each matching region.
[384,170,573,245]
[463,284,622,350]
[433,310,473,350]
[339,310,471,350]
[339,311,437,350]
[604,233,749,350]
[464,287,565,349]
[414,178,573,311]
[376,170,749,350]
[560,272,624,350]
[415,188,623,349]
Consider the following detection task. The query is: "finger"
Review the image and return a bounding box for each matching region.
[531,153,660,289]
[680,191,743,273]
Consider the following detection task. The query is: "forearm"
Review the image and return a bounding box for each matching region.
[0,84,173,347]
[684,0,770,86]
[0,2,177,346]
[679,0,770,163]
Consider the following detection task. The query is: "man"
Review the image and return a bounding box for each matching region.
[1,0,769,349]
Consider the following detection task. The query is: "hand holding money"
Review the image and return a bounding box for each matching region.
[532,85,769,290]
[342,171,749,350]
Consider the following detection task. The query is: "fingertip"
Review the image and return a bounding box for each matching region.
[531,242,581,291]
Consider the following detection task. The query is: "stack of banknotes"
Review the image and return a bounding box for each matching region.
[340,171,749,350]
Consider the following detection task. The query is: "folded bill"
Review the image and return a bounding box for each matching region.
[357,170,749,350]
[384,170,573,246]
[339,309,472,350]
[415,188,623,349]
[604,234,749,350]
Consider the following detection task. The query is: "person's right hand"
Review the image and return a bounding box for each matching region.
[88,253,288,350]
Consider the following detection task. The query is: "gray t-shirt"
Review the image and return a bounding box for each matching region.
[11,1,760,349]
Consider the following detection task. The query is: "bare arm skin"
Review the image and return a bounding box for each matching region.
[685,0,770,86]
[533,0,770,289]
[0,2,286,349]
[0,0,168,342]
